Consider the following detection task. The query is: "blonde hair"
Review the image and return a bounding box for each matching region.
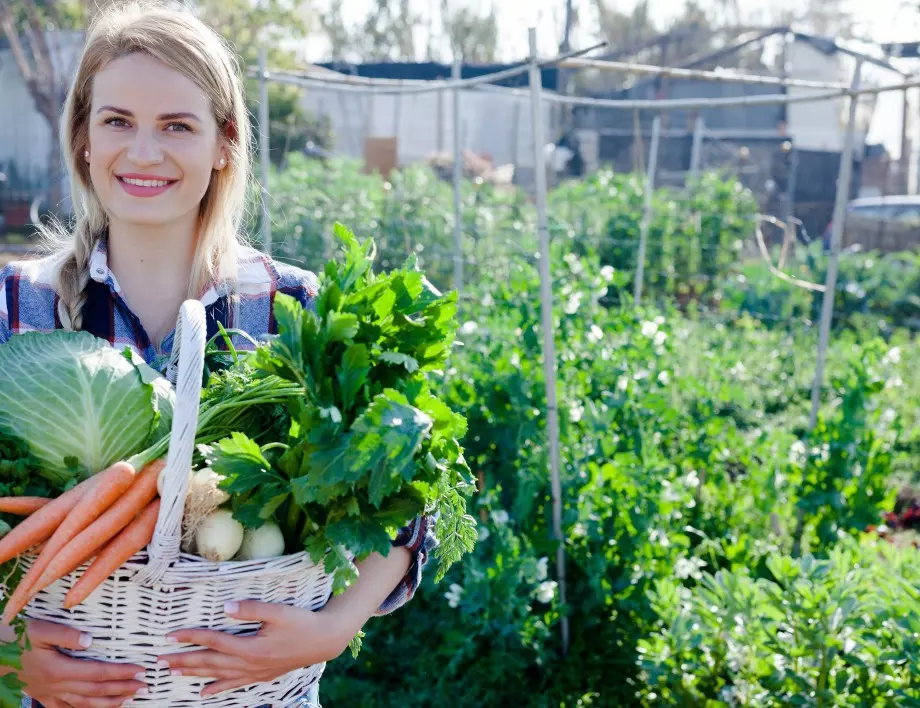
[46,0,253,330]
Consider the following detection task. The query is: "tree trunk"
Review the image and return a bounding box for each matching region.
[48,110,63,213]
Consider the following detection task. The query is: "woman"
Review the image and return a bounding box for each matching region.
[0,3,435,707]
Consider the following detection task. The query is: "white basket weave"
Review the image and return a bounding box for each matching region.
[21,300,336,707]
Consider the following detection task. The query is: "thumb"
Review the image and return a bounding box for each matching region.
[223,599,292,624]
[27,618,93,650]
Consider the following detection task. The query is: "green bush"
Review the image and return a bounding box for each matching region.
[638,539,920,707]
[259,158,920,706]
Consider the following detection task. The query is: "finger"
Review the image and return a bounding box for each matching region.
[160,649,247,672]
[224,599,294,624]
[164,629,250,656]
[52,679,146,697]
[58,693,134,708]
[53,655,146,683]
[27,619,94,652]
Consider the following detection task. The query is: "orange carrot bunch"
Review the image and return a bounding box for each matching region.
[0,459,165,622]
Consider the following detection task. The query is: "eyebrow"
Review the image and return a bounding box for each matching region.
[96,106,202,121]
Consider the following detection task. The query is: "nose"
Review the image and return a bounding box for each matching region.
[126,129,164,166]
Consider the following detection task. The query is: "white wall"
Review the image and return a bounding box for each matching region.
[785,40,871,155]
[0,32,83,197]
[301,84,547,170]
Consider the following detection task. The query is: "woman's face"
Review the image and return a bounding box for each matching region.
[86,52,227,228]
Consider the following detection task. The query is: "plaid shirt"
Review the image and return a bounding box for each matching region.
[0,239,436,618]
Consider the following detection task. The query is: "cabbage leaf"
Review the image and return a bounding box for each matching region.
[0,331,171,486]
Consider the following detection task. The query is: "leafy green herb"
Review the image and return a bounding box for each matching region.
[207,224,478,592]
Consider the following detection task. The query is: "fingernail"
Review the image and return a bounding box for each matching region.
[165,635,178,644]
[156,659,169,669]
[224,601,239,614]
[134,672,146,681]
[79,632,93,648]
[170,669,182,677]
[135,688,150,696]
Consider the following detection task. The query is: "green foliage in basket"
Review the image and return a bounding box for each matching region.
[206,223,478,593]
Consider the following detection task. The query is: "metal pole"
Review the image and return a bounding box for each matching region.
[785,145,799,226]
[808,62,863,429]
[452,60,463,294]
[900,88,910,193]
[634,114,661,305]
[688,114,704,181]
[528,27,569,655]
[258,48,272,256]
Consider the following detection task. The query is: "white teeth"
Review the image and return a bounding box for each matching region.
[122,177,170,187]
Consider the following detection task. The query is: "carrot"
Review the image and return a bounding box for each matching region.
[0,476,96,566]
[0,497,50,515]
[1,461,137,623]
[28,460,164,597]
[64,499,161,609]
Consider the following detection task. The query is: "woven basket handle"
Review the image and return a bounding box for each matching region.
[133,300,207,586]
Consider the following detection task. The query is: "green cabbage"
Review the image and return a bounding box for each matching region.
[0,331,174,486]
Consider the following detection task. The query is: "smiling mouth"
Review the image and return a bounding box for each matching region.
[116,175,179,198]
[117,176,178,187]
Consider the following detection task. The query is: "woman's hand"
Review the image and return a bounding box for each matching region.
[19,619,147,708]
[158,547,412,697]
[157,600,352,697]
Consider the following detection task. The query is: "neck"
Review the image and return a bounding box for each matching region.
[107,215,198,297]
[105,213,200,347]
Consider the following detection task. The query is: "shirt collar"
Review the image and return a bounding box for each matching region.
[88,236,238,307]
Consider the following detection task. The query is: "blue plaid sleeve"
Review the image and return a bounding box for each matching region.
[374,514,439,616]
[0,266,11,346]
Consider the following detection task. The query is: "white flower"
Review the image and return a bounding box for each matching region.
[569,401,584,423]
[587,324,604,343]
[536,557,549,582]
[460,321,478,335]
[729,362,747,378]
[481,293,494,307]
[491,510,510,525]
[617,375,629,392]
[478,527,490,542]
[600,265,615,281]
[654,331,668,348]
[882,346,901,365]
[649,528,669,547]
[445,583,464,608]
[641,321,659,338]
[534,580,557,603]
[564,292,583,315]
[674,556,706,580]
[683,470,700,488]
[880,408,897,426]
[789,440,807,465]
[657,370,671,385]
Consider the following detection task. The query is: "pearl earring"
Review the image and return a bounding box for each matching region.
[219,158,226,167]
[84,150,90,158]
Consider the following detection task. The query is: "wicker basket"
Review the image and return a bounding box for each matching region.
[20,300,337,707]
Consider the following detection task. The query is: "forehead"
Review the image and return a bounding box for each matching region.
[91,52,212,118]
